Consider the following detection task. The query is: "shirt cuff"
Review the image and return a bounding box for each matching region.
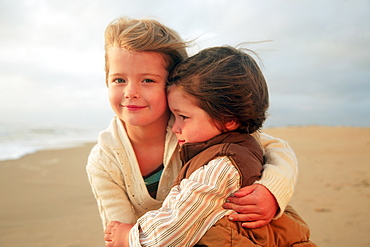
[129,223,142,246]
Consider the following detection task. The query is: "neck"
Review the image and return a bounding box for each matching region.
[124,114,170,146]
[123,113,170,177]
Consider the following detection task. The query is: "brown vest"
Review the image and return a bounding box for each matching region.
[173,132,263,187]
[173,132,316,247]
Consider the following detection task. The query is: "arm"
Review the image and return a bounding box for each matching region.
[86,145,137,228]
[257,132,298,213]
[223,132,298,227]
[129,157,239,247]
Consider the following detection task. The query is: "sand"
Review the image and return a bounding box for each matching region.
[0,126,369,247]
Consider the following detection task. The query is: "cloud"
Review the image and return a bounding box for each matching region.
[0,0,369,128]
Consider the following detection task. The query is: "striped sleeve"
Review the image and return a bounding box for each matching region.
[129,156,240,247]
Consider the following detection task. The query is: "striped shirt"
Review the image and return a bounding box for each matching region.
[129,156,240,246]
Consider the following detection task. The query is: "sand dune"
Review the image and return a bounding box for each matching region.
[0,126,369,246]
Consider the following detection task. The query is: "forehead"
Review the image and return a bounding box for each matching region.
[107,48,169,71]
[168,87,198,109]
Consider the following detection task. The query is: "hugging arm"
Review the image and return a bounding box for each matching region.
[86,145,137,228]
[223,132,298,228]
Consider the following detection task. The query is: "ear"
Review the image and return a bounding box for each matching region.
[224,119,240,131]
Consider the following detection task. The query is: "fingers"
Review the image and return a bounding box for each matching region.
[223,201,260,214]
[227,212,261,222]
[225,210,271,229]
[107,221,120,227]
[224,195,250,206]
[104,230,112,242]
[226,212,271,229]
[241,219,270,229]
[105,221,120,234]
[104,226,112,236]
[232,184,258,197]
[225,185,259,205]
[223,185,278,229]
[104,221,119,242]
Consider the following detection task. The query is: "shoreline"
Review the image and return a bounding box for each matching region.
[0,126,369,246]
[0,141,98,163]
[1,125,367,163]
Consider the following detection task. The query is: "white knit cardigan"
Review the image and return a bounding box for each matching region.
[86,116,297,228]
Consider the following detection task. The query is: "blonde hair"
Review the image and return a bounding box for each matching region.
[104,16,188,83]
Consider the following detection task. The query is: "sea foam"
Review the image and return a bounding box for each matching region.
[0,122,100,161]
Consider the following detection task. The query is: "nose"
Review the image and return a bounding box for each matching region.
[124,82,139,99]
[171,121,181,134]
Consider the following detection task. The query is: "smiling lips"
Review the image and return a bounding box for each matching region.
[122,105,147,111]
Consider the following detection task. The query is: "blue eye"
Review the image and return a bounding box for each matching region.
[180,115,188,120]
[114,78,125,83]
[143,79,155,83]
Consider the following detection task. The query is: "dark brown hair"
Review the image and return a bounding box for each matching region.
[168,46,269,134]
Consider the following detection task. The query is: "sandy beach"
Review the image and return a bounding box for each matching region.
[0,126,369,247]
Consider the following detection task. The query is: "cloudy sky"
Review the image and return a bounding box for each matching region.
[0,0,369,129]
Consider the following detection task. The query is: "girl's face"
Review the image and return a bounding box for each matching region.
[168,87,222,146]
[107,48,169,128]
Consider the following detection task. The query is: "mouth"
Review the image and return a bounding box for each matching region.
[178,140,186,146]
[122,105,147,111]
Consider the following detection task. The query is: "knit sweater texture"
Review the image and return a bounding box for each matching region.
[86,116,298,228]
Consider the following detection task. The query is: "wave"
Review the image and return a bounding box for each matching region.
[0,122,101,161]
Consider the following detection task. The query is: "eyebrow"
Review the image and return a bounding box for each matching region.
[109,72,163,77]
[170,108,190,116]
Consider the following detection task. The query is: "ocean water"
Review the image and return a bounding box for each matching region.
[0,122,101,161]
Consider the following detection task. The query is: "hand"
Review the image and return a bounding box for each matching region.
[223,184,278,228]
[104,221,133,247]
